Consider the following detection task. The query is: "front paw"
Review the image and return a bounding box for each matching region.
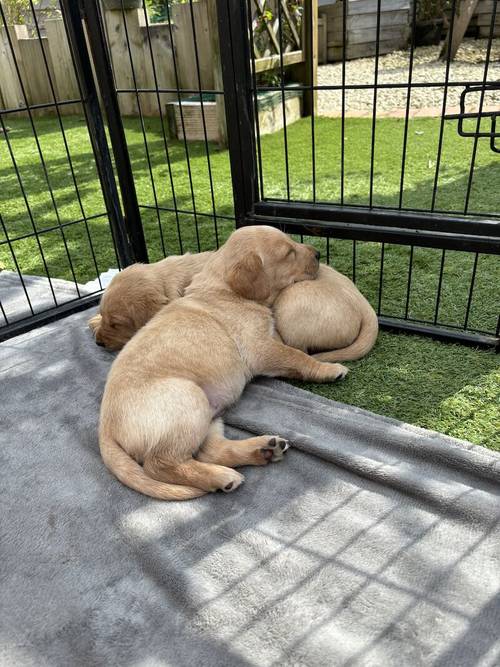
[317,362,349,382]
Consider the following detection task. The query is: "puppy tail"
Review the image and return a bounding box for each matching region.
[313,303,379,363]
[99,434,206,501]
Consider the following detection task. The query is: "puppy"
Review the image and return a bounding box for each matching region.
[89,252,212,350]
[90,252,377,362]
[99,226,349,500]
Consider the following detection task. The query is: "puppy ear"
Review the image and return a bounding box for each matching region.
[226,252,270,302]
[88,313,102,334]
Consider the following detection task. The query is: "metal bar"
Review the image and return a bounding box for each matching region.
[0,99,83,115]
[398,0,418,210]
[71,0,148,264]
[368,0,382,208]
[254,80,498,91]
[378,317,499,350]
[247,0,265,201]
[253,201,500,237]
[0,214,108,246]
[277,0,290,200]
[259,196,500,219]
[118,1,167,256]
[216,0,258,225]
[29,0,102,291]
[246,213,500,254]
[163,0,202,252]
[340,0,346,205]
[0,212,35,317]
[309,0,316,203]
[0,294,102,344]
[188,0,220,247]
[139,2,183,253]
[463,2,498,212]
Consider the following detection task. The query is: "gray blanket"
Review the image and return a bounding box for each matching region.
[1,307,500,667]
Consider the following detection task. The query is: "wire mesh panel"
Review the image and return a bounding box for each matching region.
[97,0,235,260]
[0,0,126,337]
[227,0,500,345]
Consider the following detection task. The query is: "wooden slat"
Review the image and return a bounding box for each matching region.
[331,0,410,16]
[254,49,303,72]
[328,37,410,60]
[279,0,301,47]
[329,25,410,47]
[253,0,281,54]
[327,9,409,33]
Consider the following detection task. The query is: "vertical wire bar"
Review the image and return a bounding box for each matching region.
[309,0,316,203]
[277,0,291,200]
[140,2,184,253]
[119,1,167,257]
[368,0,382,304]
[433,248,446,324]
[63,0,140,267]
[429,0,458,326]
[29,0,102,290]
[463,252,479,330]
[404,245,414,319]
[340,0,347,205]
[247,0,265,200]
[496,315,500,338]
[352,240,356,283]
[0,298,8,325]
[164,0,201,251]
[398,0,417,210]
[0,114,57,306]
[431,0,457,211]
[377,242,385,316]
[326,237,331,264]
[368,0,382,208]
[0,5,75,299]
[463,1,497,214]
[0,213,35,316]
[188,0,219,248]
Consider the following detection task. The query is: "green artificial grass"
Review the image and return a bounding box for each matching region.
[0,114,499,449]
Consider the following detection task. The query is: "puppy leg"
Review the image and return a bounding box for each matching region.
[260,340,349,382]
[197,419,290,468]
[144,454,244,493]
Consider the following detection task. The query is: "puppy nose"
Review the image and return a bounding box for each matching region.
[314,249,320,260]
[96,340,105,348]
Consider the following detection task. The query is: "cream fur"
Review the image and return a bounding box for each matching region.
[99,226,349,500]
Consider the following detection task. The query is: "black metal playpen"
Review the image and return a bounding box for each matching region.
[0,0,498,347]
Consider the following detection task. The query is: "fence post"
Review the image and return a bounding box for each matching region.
[60,0,148,266]
[215,0,258,225]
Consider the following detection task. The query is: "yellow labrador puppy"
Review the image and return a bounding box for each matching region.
[99,226,348,500]
[90,248,377,361]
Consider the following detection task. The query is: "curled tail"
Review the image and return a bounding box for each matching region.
[313,303,378,363]
[99,434,205,501]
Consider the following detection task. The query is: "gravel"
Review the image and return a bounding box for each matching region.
[317,38,500,116]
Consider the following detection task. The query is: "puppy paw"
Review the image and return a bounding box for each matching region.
[334,364,349,380]
[260,436,290,463]
[220,469,245,493]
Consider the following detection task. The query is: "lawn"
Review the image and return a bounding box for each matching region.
[0,114,499,449]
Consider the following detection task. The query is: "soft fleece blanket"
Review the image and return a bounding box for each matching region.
[1,303,499,666]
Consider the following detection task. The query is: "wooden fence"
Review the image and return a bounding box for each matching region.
[0,0,316,119]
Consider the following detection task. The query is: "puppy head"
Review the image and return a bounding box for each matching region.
[88,267,167,350]
[224,226,319,304]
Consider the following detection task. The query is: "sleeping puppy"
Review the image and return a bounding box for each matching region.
[89,249,378,362]
[99,226,349,500]
[88,251,212,350]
